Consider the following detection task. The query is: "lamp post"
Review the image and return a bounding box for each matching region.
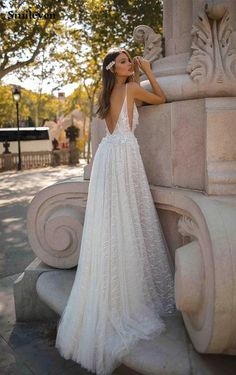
[12,85,21,171]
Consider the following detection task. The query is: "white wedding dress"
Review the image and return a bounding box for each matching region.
[55,83,175,375]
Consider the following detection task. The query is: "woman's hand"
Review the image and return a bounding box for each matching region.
[132,57,141,84]
[133,57,140,75]
[133,56,151,74]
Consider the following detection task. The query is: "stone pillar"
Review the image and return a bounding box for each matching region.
[163,0,193,56]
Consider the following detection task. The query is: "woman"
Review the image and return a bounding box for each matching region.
[55,47,175,375]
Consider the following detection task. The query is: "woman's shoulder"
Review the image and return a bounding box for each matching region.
[126,81,139,96]
[127,81,139,89]
[127,82,143,106]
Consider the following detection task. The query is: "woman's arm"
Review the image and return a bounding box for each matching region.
[133,59,140,85]
[131,56,166,105]
[132,58,142,106]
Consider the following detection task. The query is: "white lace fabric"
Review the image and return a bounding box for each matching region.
[55,83,176,375]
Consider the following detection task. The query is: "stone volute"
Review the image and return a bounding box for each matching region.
[26,180,89,268]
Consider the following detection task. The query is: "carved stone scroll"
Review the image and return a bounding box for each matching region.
[27,180,89,269]
[133,25,163,62]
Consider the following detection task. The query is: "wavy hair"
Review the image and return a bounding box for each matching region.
[96,47,134,119]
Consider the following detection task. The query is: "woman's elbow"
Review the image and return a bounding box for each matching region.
[160,95,167,104]
[156,96,166,104]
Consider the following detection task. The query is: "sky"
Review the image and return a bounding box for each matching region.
[2,73,78,97]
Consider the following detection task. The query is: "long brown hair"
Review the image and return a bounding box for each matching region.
[96,47,134,119]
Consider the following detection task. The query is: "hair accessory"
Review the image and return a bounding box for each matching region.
[106,61,115,70]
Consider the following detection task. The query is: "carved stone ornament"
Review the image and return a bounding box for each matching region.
[27,180,89,268]
[133,25,163,63]
[187,3,236,83]
[177,215,199,239]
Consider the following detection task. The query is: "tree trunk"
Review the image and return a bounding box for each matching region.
[86,97,94,164]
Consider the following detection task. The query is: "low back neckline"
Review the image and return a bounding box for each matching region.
[105,83,127,135]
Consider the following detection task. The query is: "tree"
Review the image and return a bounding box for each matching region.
[0,0,82,79]
[81,0,163,51]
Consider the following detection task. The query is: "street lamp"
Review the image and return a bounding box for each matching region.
[12,85,21,171]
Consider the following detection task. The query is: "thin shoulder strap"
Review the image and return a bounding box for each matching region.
[125,82,128,108]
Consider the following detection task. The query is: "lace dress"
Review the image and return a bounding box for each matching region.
[55,83,175,375]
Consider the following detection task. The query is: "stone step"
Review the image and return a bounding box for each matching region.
[36,270,236,375]
[36,269,75,316]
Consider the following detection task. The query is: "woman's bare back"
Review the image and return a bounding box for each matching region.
[105,83,136,133]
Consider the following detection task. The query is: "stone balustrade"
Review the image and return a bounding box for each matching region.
[0,150,70,171]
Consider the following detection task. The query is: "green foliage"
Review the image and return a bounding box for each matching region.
[63,85,90,118]
[0,83,64,127]
[0,0,83,79]
[81,0,163,52]
[1,0,163,90]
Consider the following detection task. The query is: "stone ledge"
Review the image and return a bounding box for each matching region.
[37,269,76,316]
[13,258,60,322]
